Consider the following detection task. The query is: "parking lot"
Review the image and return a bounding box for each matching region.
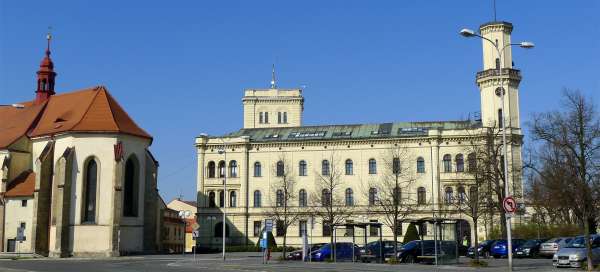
[0,252,564,272]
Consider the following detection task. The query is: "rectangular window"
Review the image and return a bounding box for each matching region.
[283,112,287,123]
[259,112,264,124]
[276,220,285,237]
[369,220,379,237]
[322,220,332,237]
[253,221,261,237]
[498,109,503,128]
[419,223,428,236]
[264,112,269,123]
[345,220,354,236]
[299,220,307,237]
[21,200,27,207]
[278,112,282,124]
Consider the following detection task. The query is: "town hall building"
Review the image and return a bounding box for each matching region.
[195,21,525,248]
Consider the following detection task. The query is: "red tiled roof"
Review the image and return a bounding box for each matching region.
[5,170,35,197]
[0,86,151,150]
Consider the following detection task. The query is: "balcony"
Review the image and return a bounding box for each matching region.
[476,68,522,82]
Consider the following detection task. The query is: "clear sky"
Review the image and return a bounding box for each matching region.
[1,1,598,202]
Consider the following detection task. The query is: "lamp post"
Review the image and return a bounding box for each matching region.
[460,27,533,271]
[217,139,228,261]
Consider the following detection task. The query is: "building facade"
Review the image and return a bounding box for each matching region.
[0,35,160,257]
[167,199,198,252]
[195,21,525,248]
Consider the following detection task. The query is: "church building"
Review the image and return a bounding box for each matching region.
[195,21,525,249]
[0,34,160,257]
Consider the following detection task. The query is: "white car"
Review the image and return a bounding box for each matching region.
[553,235,600,268]
[540,237,573,257]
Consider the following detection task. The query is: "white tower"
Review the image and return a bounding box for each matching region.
[476,21,521,129]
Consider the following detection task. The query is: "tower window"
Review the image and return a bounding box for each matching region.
[498,109,503,128]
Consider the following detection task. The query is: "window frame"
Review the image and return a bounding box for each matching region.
[345,159,353,175]
[368,158,377,174]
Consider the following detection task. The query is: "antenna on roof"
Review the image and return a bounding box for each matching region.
[46,26,52,55]
[270,64,276,89]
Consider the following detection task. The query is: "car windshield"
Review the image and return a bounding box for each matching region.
[522,240,538,247]
[566,237,586,248]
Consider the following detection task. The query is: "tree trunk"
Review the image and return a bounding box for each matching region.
[283,231,287,260]
[473,220,479,262]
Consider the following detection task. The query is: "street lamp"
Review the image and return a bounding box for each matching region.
[217,139,228,261]
[460,26,534,271]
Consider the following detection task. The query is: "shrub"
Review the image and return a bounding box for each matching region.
[469,259,488,267]
[387,257,399,265]
[403,223,419,244]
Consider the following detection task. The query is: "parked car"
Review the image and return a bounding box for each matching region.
[309,242,360,262]
[358,240,402,263]
[540,237,574,257]
[514,239,547,258]
[490,239,527,258]
[397,240,462,263]
[467,239,497,258]
[286,243,326,260]
[553,235,600,268]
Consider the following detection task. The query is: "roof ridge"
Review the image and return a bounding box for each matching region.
[70,86,103,130]
[99,86,121,132]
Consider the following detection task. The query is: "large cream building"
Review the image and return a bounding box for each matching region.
[195,21,525,248]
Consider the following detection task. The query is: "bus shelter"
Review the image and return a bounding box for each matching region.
[407,217,460,265]
[331,222,384,263]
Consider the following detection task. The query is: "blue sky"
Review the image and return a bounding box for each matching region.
[1,1,598,202]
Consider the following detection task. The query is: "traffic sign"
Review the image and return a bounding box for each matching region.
[192,230,199,239]
[16,227,25,242]
[265,219,273,232]
[503,196,517,213]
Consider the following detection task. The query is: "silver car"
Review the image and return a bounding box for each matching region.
[553,235,600,268]
[540,237,573,257]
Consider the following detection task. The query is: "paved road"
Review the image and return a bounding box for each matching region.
[0,253,564,272]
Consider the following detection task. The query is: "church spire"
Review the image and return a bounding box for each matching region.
[35,29,57,104]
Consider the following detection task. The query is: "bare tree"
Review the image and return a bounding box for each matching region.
[530,89,600,271]
[266,154,300,260]
[309,151,352,261]
[366,145,417,259]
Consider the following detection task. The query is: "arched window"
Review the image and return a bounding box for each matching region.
[276,190,284,207]
[345,159,353,175]
[299,189,307,207]
[469,186,478,204]
[208,191,216,207]
[276,161,284,177]
[229,160,238,177]
[207,161,216,178]
[345,188,354,206]
[368,188,377,206]
[123,157,139,217]
[368,159,377,174]
[393,187,401,205]
[443,154,452,172]
[219,191,225,208]
[299,160,307,176]
[230,191,237,207]
[457,186,466,205]
[321,189,331,206]
[82,158,98,223]
[416,157,425,173]
[455,154,464,172]
[444,187,453,205]
[467,153,477,172]
[321,160,330,176]
[253,190,261,207]
[218,161,226,177]
[393,157,401,174]
[214,222,230,237]
[417,187,426,205]
[254,162,262,177]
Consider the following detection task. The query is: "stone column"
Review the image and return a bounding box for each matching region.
[109,159,124,257]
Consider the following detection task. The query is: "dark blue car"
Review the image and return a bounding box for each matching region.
[358,240,402,262]
[491,239,526,258]
[310,242,360,261]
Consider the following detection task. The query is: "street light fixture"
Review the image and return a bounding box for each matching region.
[460,26,534,271]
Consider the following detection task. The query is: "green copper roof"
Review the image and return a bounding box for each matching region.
[219,120,481,142]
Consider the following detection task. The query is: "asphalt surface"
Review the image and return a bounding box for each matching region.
[0,252,566,272]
